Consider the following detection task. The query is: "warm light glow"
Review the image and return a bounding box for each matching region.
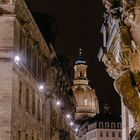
[56,100,61,106]
[15,55,20,64]
[75,128,78,132]
[70,122,74,126]
[39,85,44,90]
[66,114,71,119]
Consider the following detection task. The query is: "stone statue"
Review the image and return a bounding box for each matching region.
[100,0,140,139]
[114,69,140,139]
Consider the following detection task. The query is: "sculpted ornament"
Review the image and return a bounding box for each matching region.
[101,0,140,139]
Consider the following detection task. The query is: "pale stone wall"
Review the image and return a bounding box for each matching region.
[11,70,46,140]
[0,14,15,140]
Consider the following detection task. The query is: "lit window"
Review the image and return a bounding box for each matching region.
[84,98,87,106]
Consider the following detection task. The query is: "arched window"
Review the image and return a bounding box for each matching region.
[105,122,109,128]
[80,71,82,78]
[111,122,116,129]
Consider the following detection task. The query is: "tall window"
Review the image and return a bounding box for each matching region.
[19,81,22,104]
[32,92,35,115]
[24,37,27,65]
[117,123,121,129]
[37,135,40,140]
[38,99,40,120]
[26,88,29,111]
[105,122,109,128]
[100,131,103,137]
[106,131,109,137]
[99,122,103,128]
[112,131,115,137]
[80,71,82,78]
[18,130,21,140]
[32,51,36,76]
[25,133,28,140]
[42,104,44,122]
[20,30,23,52]
[26,41,31,70]
[118,131,121,137]
[84,98,87,106]
[111,122,116,129]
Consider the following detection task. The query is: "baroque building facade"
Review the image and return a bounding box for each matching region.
[0,0,76,140]
[98,0,140,139]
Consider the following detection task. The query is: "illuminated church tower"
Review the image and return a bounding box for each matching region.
[72,49,99,121]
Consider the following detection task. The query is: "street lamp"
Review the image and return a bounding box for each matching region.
[75,128,78,132]
[14,55,20,64]
[39,84,44,90]
[70,122,74,126]
[66,114,71,119]
[56,100,61,106]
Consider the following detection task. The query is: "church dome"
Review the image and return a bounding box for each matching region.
[73,85,99,120]
[72,49,99,120]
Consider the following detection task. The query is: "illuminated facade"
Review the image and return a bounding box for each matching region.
[0,0,76,140]
[72,49,99,121]
[98,0,140,139]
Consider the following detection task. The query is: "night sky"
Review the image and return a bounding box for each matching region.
[28,0,121,115]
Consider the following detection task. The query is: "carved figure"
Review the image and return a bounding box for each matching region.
[101,0,140,139]
[114,69,140,140]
